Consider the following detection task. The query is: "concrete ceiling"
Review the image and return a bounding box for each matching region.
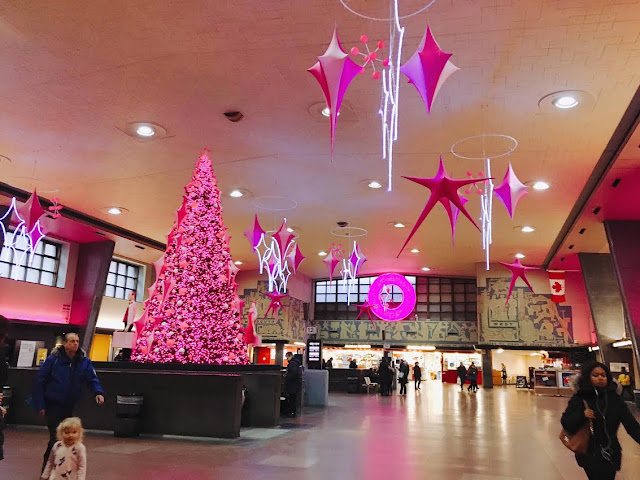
[1,0,640,278]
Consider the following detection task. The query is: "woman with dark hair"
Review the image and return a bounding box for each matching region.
[0,314,10,461]
[561,361,640,479]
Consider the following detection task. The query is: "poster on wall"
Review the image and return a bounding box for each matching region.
[17,340,37,367]
[610,362,629,373]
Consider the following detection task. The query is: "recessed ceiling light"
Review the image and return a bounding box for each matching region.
[321,107,340,117]
[229,189,244,198]
[521,226,535,233]
[552,95,579,109]
[515,253,525,259]
[234,260,243,265]
[287,227,294,233]
[496,348,504,354]
[421,267,431,271]
[393,222,405,228]
[136,125,155,137]
[410,248,419,253]
[368,180,382,189]
[318,251,328,256]
[107,207,123,215]
[532,181,550,191]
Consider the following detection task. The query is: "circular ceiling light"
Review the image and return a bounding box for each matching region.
[393,222,405,228]
[532,181,550,191]
[496,348,504,354]
[421,267,431,271]
[410,248,419,253]
[521,226,535,233]
[552,95,579,109]
[515,253,525,259]
[321,107,340,117]
[368,180,382,189]
[286,227,294,233]
[318,251,328,256]
[229,189,244,198]
[107,207,123,215]
[234,260,243,265]
[136,125,155,137]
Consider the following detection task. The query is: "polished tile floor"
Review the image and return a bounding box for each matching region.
[2,383,639,479]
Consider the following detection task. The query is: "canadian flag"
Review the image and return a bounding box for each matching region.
[548,271,566,303]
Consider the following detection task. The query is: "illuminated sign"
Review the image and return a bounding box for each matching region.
[368,273,416,322]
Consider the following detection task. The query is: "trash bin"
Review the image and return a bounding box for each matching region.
[114,394,144,437]
[634,389,640,409]
[347,376,359,394]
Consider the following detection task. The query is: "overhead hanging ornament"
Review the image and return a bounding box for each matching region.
[493,163,528,219]
[400,26,459,114]
[499,257,539,306]
[398,156,489,256]
[308,28,363,158]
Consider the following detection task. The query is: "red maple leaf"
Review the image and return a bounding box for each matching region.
[552,281,563,293]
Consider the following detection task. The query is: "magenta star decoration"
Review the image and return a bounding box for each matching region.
[356,299,376,326]
[264,291,288,320]
[398,156,490,256]
[243,214,266,251]
[493,163,528,219]
[499,258,539,306]
[400,26,459,114]
[287,243,306,273]
[308,28,363,157]
[446,196,469,245]
[323,247,341,282]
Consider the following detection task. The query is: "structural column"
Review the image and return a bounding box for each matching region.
[604,221,640,374]
[274,341,285,367]
[482,349,493,389]
[578,253,631,367]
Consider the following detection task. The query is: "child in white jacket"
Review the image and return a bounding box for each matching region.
[41,417,86,480]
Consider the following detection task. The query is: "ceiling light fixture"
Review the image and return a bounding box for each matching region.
[496,348,504,354]
[613,339,632,348]
[321,107,340,117]
[234,260,243,265]
[318,251,328,256]
[515,253,525,259]
[287,227,294,233]
[136,125,155,137]
[368,180,383,189]
[229,189,244,198]
[107,207,123,215]
[533,181,550,191]
[410,248,419,253]
[521,226,535,233]
[421,267,431,272]
[393,222,405,228]
[553,95,579,109]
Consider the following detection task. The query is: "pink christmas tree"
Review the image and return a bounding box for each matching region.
[131,151,249,365]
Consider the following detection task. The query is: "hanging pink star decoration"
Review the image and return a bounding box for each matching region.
[323,245,342,282]
[308,28,363,158]
[264,291,288,320]
[350,34,389,80]
[48,197,63,219]
[349,242,367,277]
[446,196,469,245]
[400,26,459,114]
[356,299,376,326]
[493,163,528,219]
[398,156,490,256]
[245,216,303,293]
[499,258,539,306]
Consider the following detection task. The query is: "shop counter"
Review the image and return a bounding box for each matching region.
[327,368,373,393]
[533,369,578,396]
[6,363,282,438]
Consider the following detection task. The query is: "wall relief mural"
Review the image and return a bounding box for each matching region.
[317,319,477,346]
[239,281,306,343]
[478,277,574,346]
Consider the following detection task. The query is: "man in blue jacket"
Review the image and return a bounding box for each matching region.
[31,332,104,471]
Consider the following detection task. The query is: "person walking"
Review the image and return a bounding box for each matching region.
[561,361,640,479]
[283,352,302,417]
[31,333,104,473]
[325,357,333,369]
[41,417,87,480]
[501,363,508,386]
[398,360,410,395]
[467,363,479,392]
[0,315,10,462]
[413,362,422,391]
[617,367,632,401]
[457,362,467,392]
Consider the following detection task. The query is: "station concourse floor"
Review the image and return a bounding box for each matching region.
[2,382,639,479]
